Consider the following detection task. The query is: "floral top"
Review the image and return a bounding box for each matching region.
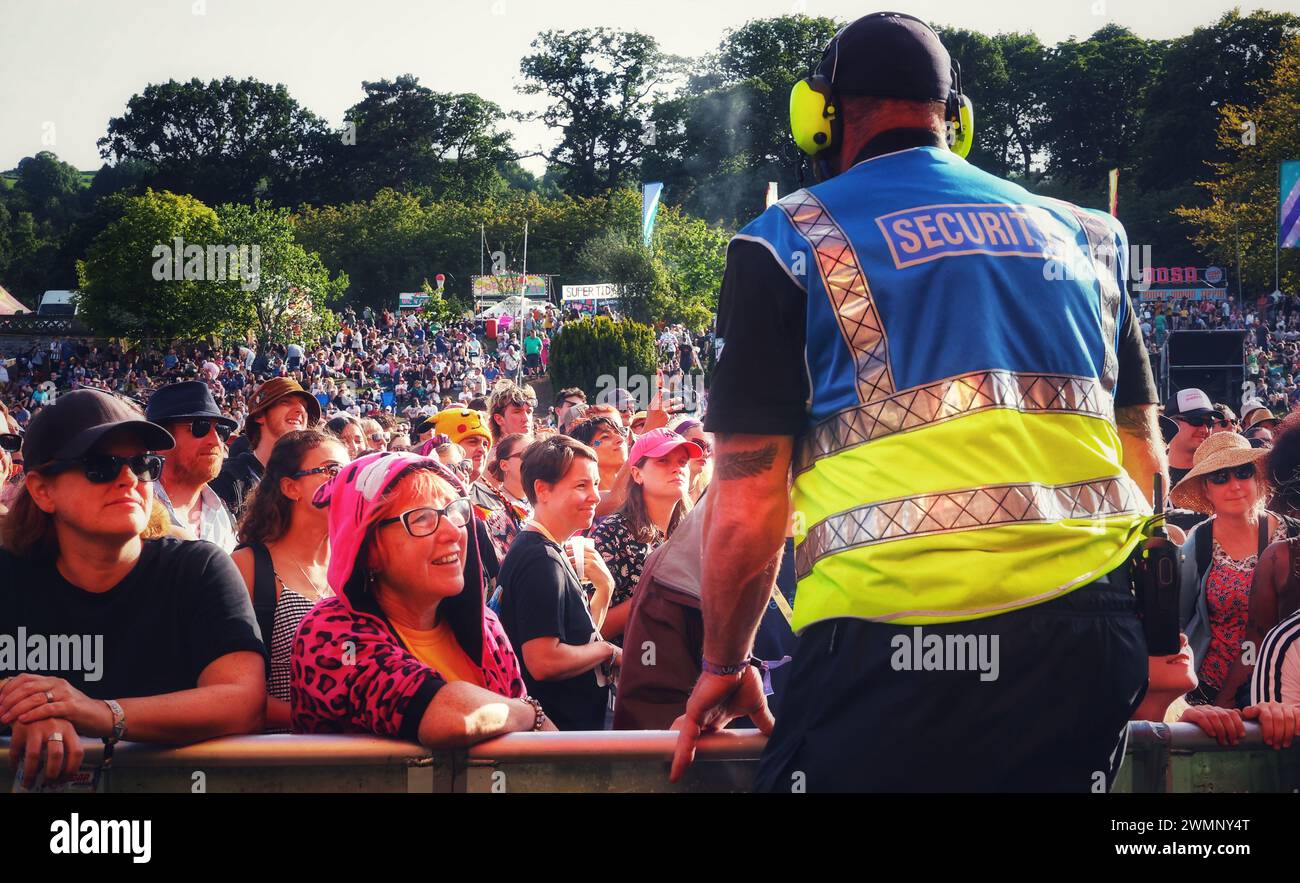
[1194,519,1286,701]
[591,511,664,610]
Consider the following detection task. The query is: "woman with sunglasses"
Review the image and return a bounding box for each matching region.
[471,432,533,562]
[292,451,554,745]
[0,422,22,516]
[1171,432,1300,708]
[231,430,345,731]
[0,390,266,784]
[144,380,240,553]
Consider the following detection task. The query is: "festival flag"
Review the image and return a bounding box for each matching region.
[1108,168,1119,218]
[1281,161,1300,249]
[642,182,663,249]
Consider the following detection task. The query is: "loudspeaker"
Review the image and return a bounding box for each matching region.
[1164,330,1247,407]
[1166,330,1248,367]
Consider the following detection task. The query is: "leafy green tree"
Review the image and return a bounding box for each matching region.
[548,315,657,399]
[75,189,231,341]
[13,151,85,226]
[518,28,685,197]
[215,201,348,349]
[1129,10,1298,265]
[1037,25,1164,187]
[1177,35,1300,295]
[644,15,839,224]
[97,77,331,206]
[324,76,516,203]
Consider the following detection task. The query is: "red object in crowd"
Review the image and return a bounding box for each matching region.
[485,318,498,339]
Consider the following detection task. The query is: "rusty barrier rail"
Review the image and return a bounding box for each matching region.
[1,724,1295,793]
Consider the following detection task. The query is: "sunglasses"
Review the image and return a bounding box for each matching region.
[291,463,343,480]
[43,453,165,484]
[1173,415,1216,428]
[1206,464,1257,485]
[0,433,21,453]
[378,497,473,538]
[184,419,233,442]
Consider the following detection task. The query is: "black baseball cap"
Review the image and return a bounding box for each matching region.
[24,389,175,470]
[816,12,952,101]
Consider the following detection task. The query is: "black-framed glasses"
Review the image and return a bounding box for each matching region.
[1206,464,1257,485]
[1173,415,1216,428]
[43,453,164,484]
[291,463,342,480]
[0,433,21,453]
[378,498,473,538]
[185,419,233,442]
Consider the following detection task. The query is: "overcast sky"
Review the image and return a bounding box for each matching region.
[0,0,1290,175]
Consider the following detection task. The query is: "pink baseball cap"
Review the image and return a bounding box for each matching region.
[629,427,703,464]
[312,450,468,597]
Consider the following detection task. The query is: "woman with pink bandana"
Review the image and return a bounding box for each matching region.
[290,451,554,745]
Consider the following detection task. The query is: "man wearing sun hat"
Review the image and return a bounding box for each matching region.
[210,376,321,519]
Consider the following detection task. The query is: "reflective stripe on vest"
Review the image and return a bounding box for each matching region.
[778,186,1147,629]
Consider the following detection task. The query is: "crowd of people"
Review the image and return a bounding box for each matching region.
[1141,292,1300,416]
[5,289,1300,789]
[0,301,752,787]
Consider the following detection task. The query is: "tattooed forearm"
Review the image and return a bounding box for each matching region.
[714,443,779,480]
[1115,404,1158,438]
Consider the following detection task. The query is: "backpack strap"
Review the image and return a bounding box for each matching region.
[247,542,280,647]
[1196,519,1214,577]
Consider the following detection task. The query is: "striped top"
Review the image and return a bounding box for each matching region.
[1250,607,1300,705]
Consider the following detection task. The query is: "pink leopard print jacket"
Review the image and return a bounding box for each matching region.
[290,598,526,740]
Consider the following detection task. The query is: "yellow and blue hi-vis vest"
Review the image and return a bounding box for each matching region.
[734,145,1151,630]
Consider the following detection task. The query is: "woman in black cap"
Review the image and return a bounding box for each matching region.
[0,389,266,786]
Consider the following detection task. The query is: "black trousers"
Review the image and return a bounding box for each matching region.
[753,570,1149,793]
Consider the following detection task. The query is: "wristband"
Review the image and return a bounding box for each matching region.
[104,699,126,745]
[522,695,547,731]
[701,656,752,677]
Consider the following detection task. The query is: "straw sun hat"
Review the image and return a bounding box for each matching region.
[1169,432,1269,513]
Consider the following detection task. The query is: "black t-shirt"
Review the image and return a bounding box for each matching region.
[0,538,265,701]
[497,530,608,730]
[705,234,1158,437]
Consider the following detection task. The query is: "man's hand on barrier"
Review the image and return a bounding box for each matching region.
[1242,702,1298,749]
[669,666,774,783]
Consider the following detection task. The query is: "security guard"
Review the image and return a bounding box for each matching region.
[669,12,1167,791]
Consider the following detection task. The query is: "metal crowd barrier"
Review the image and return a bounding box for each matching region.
[1,723,1296,793]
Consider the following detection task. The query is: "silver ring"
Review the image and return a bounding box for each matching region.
[46,732,64,743]
[44,690,55,704]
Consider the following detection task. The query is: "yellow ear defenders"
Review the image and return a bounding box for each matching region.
[944,59,975,160]
[789,18,975,171]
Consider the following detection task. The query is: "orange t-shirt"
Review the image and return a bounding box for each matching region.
[392,619,486,687]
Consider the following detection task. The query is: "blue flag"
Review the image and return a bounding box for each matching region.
[1282,161,1300,249]
[642,182,663,248]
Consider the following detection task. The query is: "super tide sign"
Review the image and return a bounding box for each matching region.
[875,203,1075,270]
